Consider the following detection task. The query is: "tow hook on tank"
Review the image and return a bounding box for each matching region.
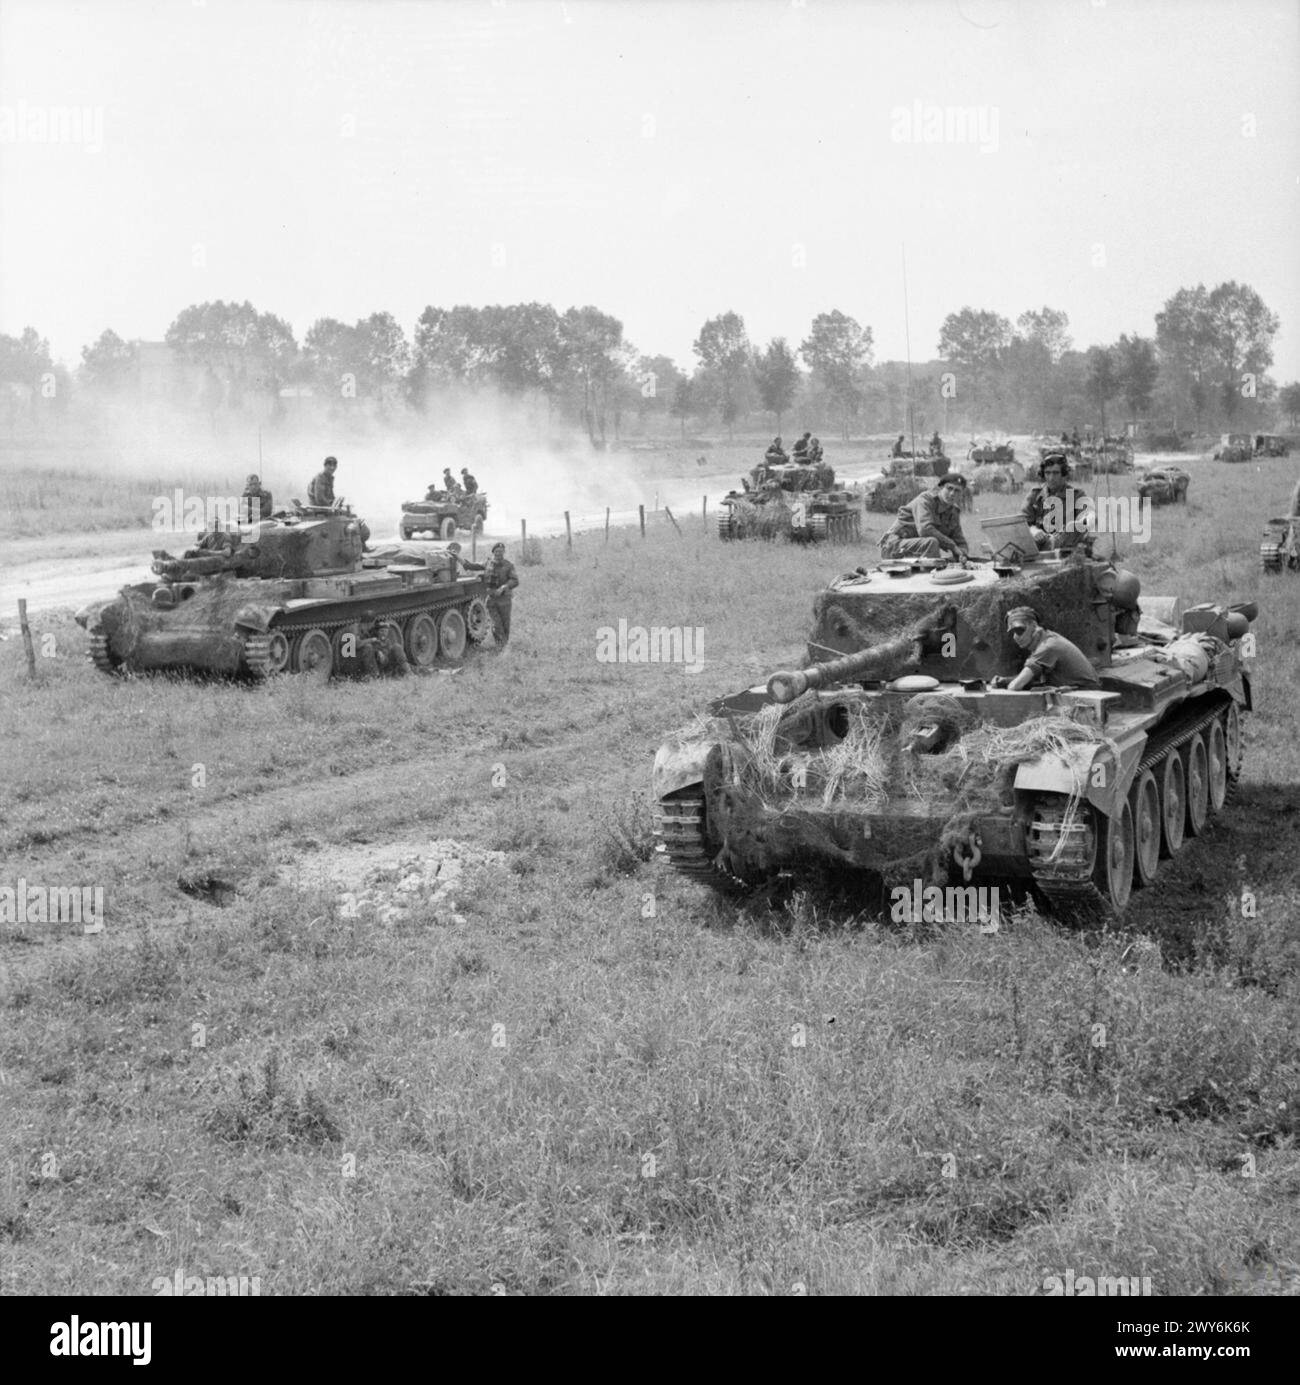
[953,833,982,882]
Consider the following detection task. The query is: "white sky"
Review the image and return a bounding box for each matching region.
[1,0,1297,376]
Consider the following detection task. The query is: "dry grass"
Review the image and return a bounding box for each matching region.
[1,448,1299,1295]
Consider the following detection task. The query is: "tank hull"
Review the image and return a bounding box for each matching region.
[654,557,1254,920]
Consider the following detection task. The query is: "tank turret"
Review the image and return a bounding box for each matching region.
[654,551,1256,921]
[78,504,497,680]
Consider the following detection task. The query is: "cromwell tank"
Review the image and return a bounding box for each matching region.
[718,459,861,543]
[653,553,1254,919]
[77,504,494,680]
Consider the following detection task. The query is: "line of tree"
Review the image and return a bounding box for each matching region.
[4,280,1296,440]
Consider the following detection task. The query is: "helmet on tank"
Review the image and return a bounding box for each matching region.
[1109,568,1141,610]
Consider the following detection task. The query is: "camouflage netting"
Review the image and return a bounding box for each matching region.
[100,578,265,672]
[864,476,927,513]
[697,693,1115,884]
[726,494,793,538]
[810,561,1111,682]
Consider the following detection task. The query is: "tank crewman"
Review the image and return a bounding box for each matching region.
[241,473,274,521]
[1021,454,1089,550]
[308,456,338,506]
[930,431,944,456]
[765,436,788,464]
[457,541,519,648]
[442,467,458,496]
[879,474,970,562]
[808,436,824,463]
[990,607,1101,690]
[792,431,812,461]
[892,434,906,458]
[460,467,479,495]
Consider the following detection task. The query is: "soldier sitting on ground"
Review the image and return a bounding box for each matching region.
[990,607,1101,690]
[241,473,274,521]
[308,455,338,507]
[879,474,970,562]
[1021,453,1090,551]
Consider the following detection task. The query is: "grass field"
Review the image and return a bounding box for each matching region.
[2,452,1299,1295]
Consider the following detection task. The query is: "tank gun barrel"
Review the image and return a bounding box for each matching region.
[767,606,956,704]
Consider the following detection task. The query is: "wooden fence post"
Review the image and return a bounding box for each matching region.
[520,518,527,552]
[564,510,572,552]
[604,507,610,544]
[638,504,646,538]
[664,507,681,535]
[18,599,37,678]
[702,495,708,527]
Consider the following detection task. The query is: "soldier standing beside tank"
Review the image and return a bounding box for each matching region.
[1021,454,1089,551]
[990,608,1101,690]
[241,473,274,521]
[880,475,970,562]
[457,541,519,648]
[308,456,338,506]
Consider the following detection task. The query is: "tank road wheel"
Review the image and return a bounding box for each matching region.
[88,627,124,675]
[1224,703,1243,783]
[403,612,439,668]
[808,514,829,542]
[291,628,333,682]
[438,608,468,661]
[655,791,715,876]
[1159,750,1185,857]
[1091,801,1135,914]
[244,629,290,678]
[849,511,861,540]
[465,597,492,644]
[1206,718,1229,811]
[440,517,457,541]
[1130,769,1162,887]
[1183,733,1210,836]
[718,514,735,541]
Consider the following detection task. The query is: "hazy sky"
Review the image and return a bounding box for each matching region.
[2,0,1297,376]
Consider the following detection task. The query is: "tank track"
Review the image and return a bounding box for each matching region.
[1027,698,1235,919]
[244,596,474,677]
[654,792,716,875]
[88,629,119,675]
[807,512,862,543]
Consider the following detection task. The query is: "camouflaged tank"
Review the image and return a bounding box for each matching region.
[718,459,862,542]
[654,552,1255,920]
[77,503,494,680]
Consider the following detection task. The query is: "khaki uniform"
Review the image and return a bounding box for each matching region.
[1021,483,1088,549]
[1021,630,1101,688]
[461,554,519,645]
[242,485,274,520]
[880,489,968,560]
[308,469,335,506]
